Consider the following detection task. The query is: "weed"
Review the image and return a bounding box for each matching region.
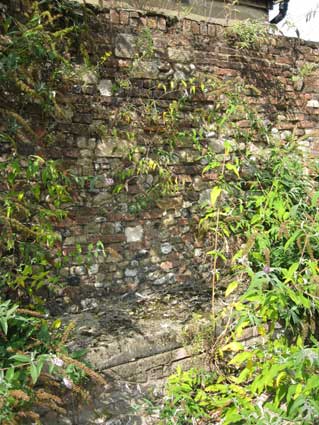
[226,19,270,49]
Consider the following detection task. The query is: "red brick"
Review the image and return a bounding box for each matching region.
[178,218,190,225]
[64,149,79,158]
[203,172,218,181]
[191,21,200,34]
[128,242,144,250]
[110,10,120,24]
[299,120,316,129]
[140,210,163,220]
[215,68,237,77]
[106,214,135,222]
[100,234,126,244]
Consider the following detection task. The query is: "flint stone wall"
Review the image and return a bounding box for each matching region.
[53,7,319,312]
[37,7,319,424]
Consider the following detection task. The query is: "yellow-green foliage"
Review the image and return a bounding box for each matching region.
[160,89,319,424]
[226,19,270,49]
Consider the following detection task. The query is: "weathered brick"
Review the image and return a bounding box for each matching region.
[157,17,166,31]
[191,21,200,34]
[27,6,319,302]
[183,19,192,33]
[109,9,120,24]
[147,17,157,29]
[119,11,129,25]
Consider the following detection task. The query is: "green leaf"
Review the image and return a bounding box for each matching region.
[222,341,244,352]
[293,383,303,400]
[5,367,15,382]
[284,230,302,251]
[228,351,252,366]
[223,410,243,424]
[235,367,251,384]
[52,319,62,329]
[225,281,239,297]
[275,371,286,387]
[30,362,43,384]
[0,318,8,335]
[210,186,222,208]
[7,304,18,317]
[284,262,299,283]
[10,354,31,363]
[207,250,227,262]
[205,383,227,393]
[30,363,38,384]
[311,191,319,207]
[226,163,239,178]
[288,395,306,417]
[305,375,319,393]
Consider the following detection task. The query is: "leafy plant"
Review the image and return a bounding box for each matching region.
[0,301,106,424]
[160,76,319,424]
[292,62,317,84]
[226,19,270,49]
[113,72,250,214]
[0,2,106,422]
[160,367,217,424]
[0,156,71,306]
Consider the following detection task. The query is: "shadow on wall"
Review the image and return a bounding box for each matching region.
[236,37,311,118]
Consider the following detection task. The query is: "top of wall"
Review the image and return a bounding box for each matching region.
[75,0,269,23]
[85,2,319,51]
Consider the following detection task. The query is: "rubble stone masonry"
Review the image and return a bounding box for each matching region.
[21,7,319,423]
[51,7,319,314]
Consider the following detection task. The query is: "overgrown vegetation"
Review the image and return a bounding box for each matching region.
[98,16,319,422]
[161,133,319,424]
[226,19,270,49]
[110,31,319,420]
[1,1,318,423]
[155,78,319,423]
[0,2,105,423]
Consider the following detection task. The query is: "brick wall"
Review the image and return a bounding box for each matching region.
[49,7,319,314]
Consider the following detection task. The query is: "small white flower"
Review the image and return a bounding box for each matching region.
[51,356,64,367]
[63,377,73,389]
[105,177,114,186]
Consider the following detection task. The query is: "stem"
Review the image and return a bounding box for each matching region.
[0,361,32,372]
[211,210,220,321]
[211,150,227,322]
